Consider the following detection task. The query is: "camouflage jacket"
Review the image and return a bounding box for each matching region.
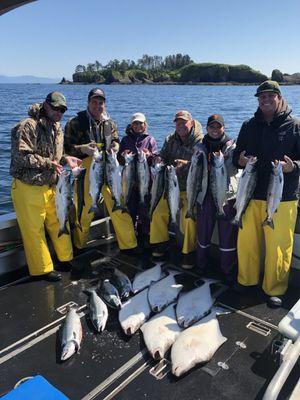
[10,103,64,186]
[64,110,119,159]
[159,120,204,191]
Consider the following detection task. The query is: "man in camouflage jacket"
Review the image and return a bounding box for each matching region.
[10,92,81,281]
[150,110,204,269]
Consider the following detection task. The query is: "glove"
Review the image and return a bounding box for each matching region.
[77,142,97,156]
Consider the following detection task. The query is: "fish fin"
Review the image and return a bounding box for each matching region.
[211,306,232,317]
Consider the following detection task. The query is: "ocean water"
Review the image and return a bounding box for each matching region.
[1,83,300,213]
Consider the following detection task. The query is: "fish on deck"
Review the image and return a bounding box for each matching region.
[171,310,227,377]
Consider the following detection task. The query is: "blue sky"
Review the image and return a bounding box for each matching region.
[1,0,300,79]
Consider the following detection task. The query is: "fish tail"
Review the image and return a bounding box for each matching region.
[185,209,195,220]
[231,217,243,229]
[262,218,274,229]
[112,203,123,212]
[88,204,98,214]
[58,224,69,237]
[216,212,226,220]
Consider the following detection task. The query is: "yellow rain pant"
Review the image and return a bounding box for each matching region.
[150,191,196,254]
[11,178,73,276]
[237,199,297,296]
[73,156,137,250]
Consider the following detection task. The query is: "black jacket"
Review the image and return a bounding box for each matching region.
[232,101,300,201]
[202,133,231,155]
[64,110,118,159]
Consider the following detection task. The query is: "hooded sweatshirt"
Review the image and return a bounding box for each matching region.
[119,125,157,164]
[233,99,300,201]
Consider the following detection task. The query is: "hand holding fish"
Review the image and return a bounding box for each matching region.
[122,149,133,156]
[280,155,295,173]
[51,160,63,174]
[75,141,97,156]
[64,156,83,169]
[154,156,162,164]
[110,142,119,153]
[174,159,189,170]
[238,151,250,167]
[142,148,151,157]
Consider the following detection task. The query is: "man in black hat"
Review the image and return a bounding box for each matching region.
[10,92,82,281]
[233,80,300,306]
[64,88,138,252]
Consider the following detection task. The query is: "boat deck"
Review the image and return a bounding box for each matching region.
[0,242,299,400]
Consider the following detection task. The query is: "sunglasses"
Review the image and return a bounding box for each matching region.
[49,104,66,114]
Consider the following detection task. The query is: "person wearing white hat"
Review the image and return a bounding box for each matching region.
[119,112,157,246]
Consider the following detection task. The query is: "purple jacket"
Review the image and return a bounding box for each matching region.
[119,125,158,164]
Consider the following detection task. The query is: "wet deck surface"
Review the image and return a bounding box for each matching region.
[0,241,299,399]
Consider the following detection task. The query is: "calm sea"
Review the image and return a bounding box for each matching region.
[1,83,300,213]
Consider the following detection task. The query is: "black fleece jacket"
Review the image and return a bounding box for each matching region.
[232,100,300,201]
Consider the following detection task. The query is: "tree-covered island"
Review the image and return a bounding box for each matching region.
[60,54,300,85]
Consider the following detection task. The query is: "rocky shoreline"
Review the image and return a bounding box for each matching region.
[60,64,300,86]
[60,79,300,86]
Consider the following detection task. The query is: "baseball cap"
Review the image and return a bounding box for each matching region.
[131,112,146,123]
[88,88,106,101]
[255,80,281,97]
[207,114,225,127]
[173,110,192,122]
[45,92,67,110]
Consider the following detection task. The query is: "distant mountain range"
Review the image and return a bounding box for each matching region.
[0,75,59,83]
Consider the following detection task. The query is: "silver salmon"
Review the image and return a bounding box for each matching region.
[106,150,123,212]
[98,279,122,309]
[149,161,165,221]
[186,150,205,219]
[232,157,257,229]
[137,150,150,205]
[210,151,228,218]
[73,166,86,228]
[166,165,180,224]
[60,307,82,361]
[263,162,284,229]
[88,289,108,332]
[56,167,74,237]
[111,268,132,300]
[121,152,136,211]
[89,149,105,213]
